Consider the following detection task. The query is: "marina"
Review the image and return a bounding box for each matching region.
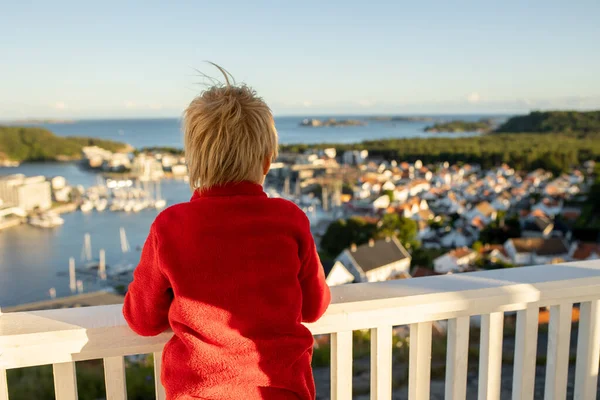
[0,162,334,306]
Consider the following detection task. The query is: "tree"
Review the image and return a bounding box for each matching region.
[320,213,419,258]
[480,215,521,244]
[320,217,377,258]
[375,213,419,250]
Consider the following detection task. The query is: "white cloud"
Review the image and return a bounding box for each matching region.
[149,103,163,110]
[302,100,312,107]
[54,102,68,110]
[124,101,137,109]
[466,92,481,104]
[358,100,375,107]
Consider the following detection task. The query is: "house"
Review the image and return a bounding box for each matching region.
[334,237,412,283]
[433,247,478,274]
[371,195,391,210]
[466,201,497,225]
[522,215,554,238]
[324,260,356,286]
[441,229,473,248]
[531,199,563,217]
[491,191,513,211]
[414,208,435,222]
[479,244,512,265]
[411,267,441,278]
[393,186,410,203]
[570,242,600,261]
[395,197,429,219]
[438,192,464,214]
[504,238,570,266]
[408,179,431,196]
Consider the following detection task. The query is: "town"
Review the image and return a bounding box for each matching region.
[1,142,598,283]
[268,147,599,282]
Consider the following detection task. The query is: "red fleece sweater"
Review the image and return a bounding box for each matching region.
[123,181,331,400]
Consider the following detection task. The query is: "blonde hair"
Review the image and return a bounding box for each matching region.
[183,64,278,191]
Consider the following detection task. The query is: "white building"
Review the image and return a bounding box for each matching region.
[434,247,478,274]
[504,238,570,266]
[0,175,52,212]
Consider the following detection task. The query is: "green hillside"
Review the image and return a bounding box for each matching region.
[0,126,129,162]
[495,111,600,134]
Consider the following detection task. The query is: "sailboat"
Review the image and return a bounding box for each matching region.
[154,180,167,209]
[81,233,101,270]
[108,228,135,276]
[95,198,108,211]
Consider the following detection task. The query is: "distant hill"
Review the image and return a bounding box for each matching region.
[0,126,130,162]
[495,111,600,134]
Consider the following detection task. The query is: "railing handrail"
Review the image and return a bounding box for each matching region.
[2,260,600,370]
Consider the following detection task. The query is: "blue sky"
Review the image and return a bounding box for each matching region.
[1,0,599,119]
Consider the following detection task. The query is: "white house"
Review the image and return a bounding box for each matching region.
[372,195,391,210]
[381,181,396,192]
[325,261,356,286]
[504,238,570,266]
[408,180,431,197]
[334,237,412,283]
[393,186,410,203]
[433,247,478,274]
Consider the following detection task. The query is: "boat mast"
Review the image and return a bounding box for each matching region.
[120,227,131,253]
[81,233,92,262]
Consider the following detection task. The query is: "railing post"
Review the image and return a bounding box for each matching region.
[331,331,353,400]
[478,312,504,400]
[104,356,127,400]
[544,303,572,400]
[0,368,8,400]
[409,322,432,400]
[512,305,539,400]
[53,362,78,400]
[445,316,470,400]
[153,351,166,400]
[370,325,392,400]
[574,300,600,400]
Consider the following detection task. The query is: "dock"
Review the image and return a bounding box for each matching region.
[0,216,24,231]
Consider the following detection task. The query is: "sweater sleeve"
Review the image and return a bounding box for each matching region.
[123,224,173,336]
[298,216,331,323]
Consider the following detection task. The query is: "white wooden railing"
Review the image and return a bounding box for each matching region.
[1,260,600,399]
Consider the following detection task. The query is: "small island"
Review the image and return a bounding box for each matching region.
[367,116,434,122]
[424,119,493,133]
[299,118,366,128]
[0,126,131,164]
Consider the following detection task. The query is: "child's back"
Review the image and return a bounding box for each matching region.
[123,66,330,400]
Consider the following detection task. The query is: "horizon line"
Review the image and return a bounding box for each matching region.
[1,111,524,124]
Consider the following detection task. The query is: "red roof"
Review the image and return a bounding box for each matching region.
[572,243,600,261]
[449,247,475,259]
[412,267,441,278]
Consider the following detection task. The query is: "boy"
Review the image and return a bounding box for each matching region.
[123,67,331,400]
